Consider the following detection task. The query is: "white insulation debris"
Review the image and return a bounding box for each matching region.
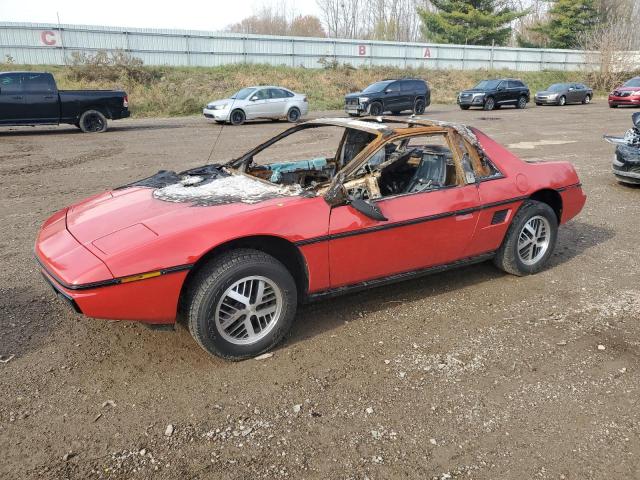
[153,174,301,205]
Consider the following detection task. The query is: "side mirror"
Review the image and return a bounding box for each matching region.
[569,87,574,91]
[250,96,258,101]
[349,197,388,221]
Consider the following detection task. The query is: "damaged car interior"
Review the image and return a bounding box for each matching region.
[233,118,502,207]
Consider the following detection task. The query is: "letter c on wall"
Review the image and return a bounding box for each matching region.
[41,31,57,46]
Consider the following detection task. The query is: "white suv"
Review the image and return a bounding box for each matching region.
[203,86,309,125]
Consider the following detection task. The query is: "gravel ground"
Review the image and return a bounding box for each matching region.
[1,102,639,480]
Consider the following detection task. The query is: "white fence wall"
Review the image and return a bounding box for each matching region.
[0,21,597,72]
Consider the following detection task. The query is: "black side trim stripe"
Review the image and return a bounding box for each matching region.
[306,251,496,302]
[36,256,193,291]
[296,195,529,247]
[556,182,582,192]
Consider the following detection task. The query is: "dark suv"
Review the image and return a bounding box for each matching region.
[458,79,530,111]
[345,79,431,116]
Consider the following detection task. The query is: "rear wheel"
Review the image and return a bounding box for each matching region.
[483,97,495,111]
[79,110,108,133]
[230,109,246,126]
[516,96,528,109]
[368,102,383,116]
[494,200,558,276]
[557,95,566,106]
[286,107,301,123]
[413,98,426,115]
[186,249,298,360]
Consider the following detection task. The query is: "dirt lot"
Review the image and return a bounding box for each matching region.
[1,102,639,480]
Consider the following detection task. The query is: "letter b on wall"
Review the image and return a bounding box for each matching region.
[358,45,367,56]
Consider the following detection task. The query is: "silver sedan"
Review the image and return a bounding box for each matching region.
[203,86,309,125]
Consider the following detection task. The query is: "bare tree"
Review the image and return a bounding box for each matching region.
[226,2,326,37]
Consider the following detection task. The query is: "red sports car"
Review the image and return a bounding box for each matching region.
[36,117,586,359]
[609,76,640,108]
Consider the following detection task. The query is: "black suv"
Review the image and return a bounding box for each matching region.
[457,79,530,111]
[345,79,431,116]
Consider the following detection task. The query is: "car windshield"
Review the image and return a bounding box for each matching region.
[362,81,393,94]
[474,80,501,90]
[231,87,257,100]
[547,84,567,92]
[623,78,640,88]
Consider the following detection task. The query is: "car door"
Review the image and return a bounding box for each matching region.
[265,88,288,118]
[22,72,59,123]
[400,80,415,111]
[568,84,582,103]
[495,80,509,105]
[382,81,402,112]
[0,73,25,123]
[243,88,270,119]
[326,130,482,288]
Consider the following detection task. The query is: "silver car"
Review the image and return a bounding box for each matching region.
[203,86,309,125]
[535,83,593,106]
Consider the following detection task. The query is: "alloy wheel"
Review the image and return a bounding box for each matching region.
[84,113,105,132]
[517,215,551,266]
[214,276,283,345]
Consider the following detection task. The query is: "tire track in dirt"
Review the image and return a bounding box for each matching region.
[0,147,125,175]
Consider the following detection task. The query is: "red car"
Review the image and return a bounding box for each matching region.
[36,118,586,359]
[609,77,640,108]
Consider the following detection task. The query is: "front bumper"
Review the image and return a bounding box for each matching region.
[608,95,640,106]
[535,96,559,105]
[203,107,231,121]
[345,103,365,114]
[613,146,640,183]
[457,95,484,106]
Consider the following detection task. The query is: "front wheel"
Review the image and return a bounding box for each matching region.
[459,105,470,110]
[186,249,298,360]
[230,109,246,125]
[79,110,108,133]
[583,94,591,104]
[483,97,495,111]
[557,96,566,106]
[494,200,558,276]
[286,107,301,123]
[368,102,383,116]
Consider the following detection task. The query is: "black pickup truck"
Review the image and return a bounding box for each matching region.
[0,71,129,132]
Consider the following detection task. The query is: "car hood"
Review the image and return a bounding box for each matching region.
[206,98,234,108]
[613,86,640,93]
[345,92,364,99]
[66,172,303,249]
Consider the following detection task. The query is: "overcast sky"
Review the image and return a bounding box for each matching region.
[0,0,323,31]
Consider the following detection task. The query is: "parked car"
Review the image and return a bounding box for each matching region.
[36,117,586,360]
[608,77,640,108]
[604,112,640,184]
[203,86,308,125]
[344,78,430,116]
[0,71,129,132]
[458,79,530,111]
[535,83,593,106]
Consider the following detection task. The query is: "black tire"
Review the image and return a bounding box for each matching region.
[368,102,383,116]
[535,102,543,106]
[516,96,528,109]
[582,94,591,104]
[483,97,495,111]
[286,107,301,123]
[78,110,108,133]
[185,249,298,360]
[348,113,360,117]
[230,109,246,126]
[459,105,470,110]
[493,200,558,276]
[557,95,566,106]
[494,104,502,110]
[413,98,426,115]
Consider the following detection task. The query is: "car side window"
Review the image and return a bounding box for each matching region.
[0,73,22,94]
[385,82,400,93]
[345,133,465,200]
[253,89,270,100]
[269,88,287,99]
[400,81,412,92]
[23,73,55,93]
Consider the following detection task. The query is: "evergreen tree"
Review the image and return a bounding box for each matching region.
[532,0,599,49]
[418,0,527,46]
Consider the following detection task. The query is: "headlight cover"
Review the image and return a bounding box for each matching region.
[358,97,370,103]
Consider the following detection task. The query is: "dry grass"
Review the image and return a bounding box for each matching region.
[0,59,624,118]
